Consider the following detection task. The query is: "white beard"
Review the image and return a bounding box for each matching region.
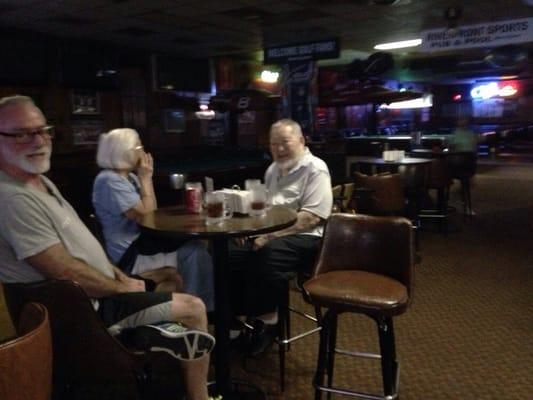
[0,145,51,174]
[275,158,298,171]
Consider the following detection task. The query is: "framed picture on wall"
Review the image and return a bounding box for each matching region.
[71,90,101,115]
[71,120,104,146]
[162,109,186,133]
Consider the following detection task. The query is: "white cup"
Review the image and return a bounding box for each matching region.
[205,191,233,225]
[169,173,186,189]
[245,179,262,191]
[249,185,268,217]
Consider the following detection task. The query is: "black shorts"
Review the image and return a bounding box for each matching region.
[98,292,173,332]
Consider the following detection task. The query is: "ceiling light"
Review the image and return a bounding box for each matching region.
[374,39,422,50]
[380,94,433,109]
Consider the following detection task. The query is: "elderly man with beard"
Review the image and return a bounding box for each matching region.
[230,118,332,356]
[0,95,216,400]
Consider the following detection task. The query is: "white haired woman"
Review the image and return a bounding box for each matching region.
[92,128,214,310]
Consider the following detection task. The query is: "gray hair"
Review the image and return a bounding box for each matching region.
[96,128,140,170]
[0,95,37,122]
[270,119,303,138]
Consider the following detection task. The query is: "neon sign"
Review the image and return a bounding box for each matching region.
[470,81,518,99]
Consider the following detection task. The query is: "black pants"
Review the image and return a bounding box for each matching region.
[118,232,188,274]
[229,234,321,317]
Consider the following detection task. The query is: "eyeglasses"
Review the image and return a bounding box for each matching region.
[133,145,144,151]
[0,125,55,144]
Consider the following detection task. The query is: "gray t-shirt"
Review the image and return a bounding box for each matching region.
[0,171,114,283]
[265,148,332,237]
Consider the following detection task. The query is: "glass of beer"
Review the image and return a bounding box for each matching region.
[205,192,233,225]
[169,173,186,205]
[249,185,268,217]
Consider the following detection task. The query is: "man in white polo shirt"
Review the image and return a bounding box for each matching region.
[231,118,332,355]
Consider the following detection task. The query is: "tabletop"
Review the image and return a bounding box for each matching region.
[139,205,298,239]
[354,156,433,166]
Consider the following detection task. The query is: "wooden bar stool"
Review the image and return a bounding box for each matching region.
[304,214,414,400]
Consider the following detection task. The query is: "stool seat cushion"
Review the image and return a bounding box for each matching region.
[304,270,409,316]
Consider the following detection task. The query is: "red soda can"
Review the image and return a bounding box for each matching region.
[185,182,203,214]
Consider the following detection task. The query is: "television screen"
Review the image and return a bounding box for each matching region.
[163,109,186,133]
[154,55,211,93]
[60,45,119,89]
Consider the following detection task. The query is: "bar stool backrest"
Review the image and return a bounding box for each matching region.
[313,213,414,296]
[354,172,405,215]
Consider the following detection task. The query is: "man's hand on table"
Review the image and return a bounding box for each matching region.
[233,235,272,250]
[252,235,270,250]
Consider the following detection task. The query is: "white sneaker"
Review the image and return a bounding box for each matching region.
[135,322,215,361]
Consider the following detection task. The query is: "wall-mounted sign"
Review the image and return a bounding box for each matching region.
[264,38,340,64]
[470,81,519,100]
[420,17,533,52]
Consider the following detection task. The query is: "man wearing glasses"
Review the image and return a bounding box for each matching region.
[0,95,215,400]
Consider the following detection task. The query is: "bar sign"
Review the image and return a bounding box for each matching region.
[264,38,340,64]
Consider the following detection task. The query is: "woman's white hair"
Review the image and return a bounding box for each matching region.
[96,128,139,170]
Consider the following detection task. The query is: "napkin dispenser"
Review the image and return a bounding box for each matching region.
[215,189,251,214]
[382,150,405,162]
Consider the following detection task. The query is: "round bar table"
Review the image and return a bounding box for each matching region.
[139,205,297,399]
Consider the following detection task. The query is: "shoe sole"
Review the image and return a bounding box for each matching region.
[135,325,215,362]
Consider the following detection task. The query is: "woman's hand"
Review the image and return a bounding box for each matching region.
[116,272,146,293]
[137,151,154,180]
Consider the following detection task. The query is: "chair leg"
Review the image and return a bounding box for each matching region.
[314,310,332,400]
[464,178,473,218]
[459,178,468,218]
[135,364,153,400]
[326,312,338,400]
[278,282,289,392]
[286,302,292,352]
[377,317,398,398]
[436,187,448,233]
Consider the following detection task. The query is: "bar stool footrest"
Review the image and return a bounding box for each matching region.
[316,384,398,400]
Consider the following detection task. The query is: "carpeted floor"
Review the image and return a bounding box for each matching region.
[231,163,533,399]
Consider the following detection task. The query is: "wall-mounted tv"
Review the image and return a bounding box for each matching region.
[152,55,212,93]
[163,109,186,133]
[60,45,119,89]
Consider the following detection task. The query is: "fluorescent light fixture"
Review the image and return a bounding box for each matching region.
[380,94,433,109]
[374,38,422,50]
[260,70,279,83]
